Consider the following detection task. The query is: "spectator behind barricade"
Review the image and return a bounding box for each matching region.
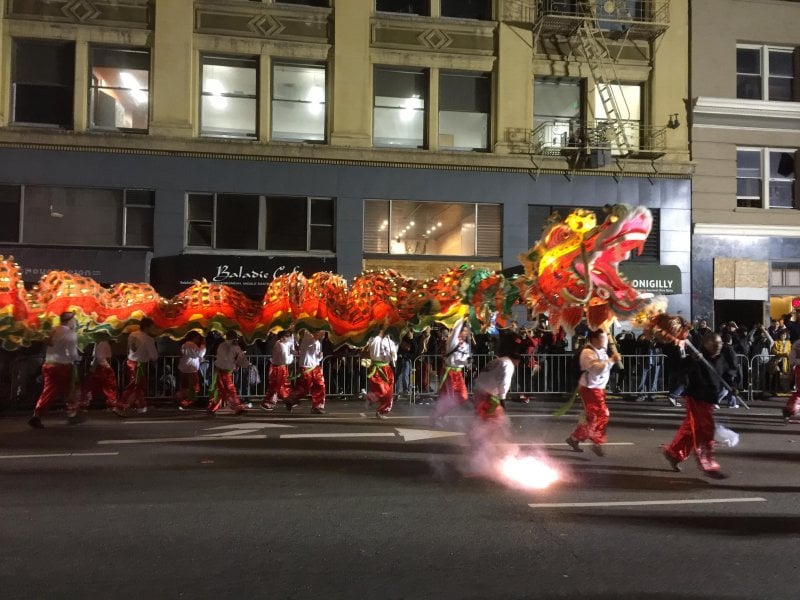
[785,311,800,344]
[634,332,662,402]
[768,330,791,395]
[516,327,539,402]
[690,319,712,349]
[613,330,636,393]
[394,329,417,399]
[717,333,741,408]
[748,324,774,398]
[768,318,786,341]
[663,339,685,407]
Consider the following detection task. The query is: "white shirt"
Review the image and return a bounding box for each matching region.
[127,330,158,363]
[368,334,397,364]
[578,345,612,389]
[298,331,323,369]
[444,319,471,368]
[92,340,112,366]
[45,325,79,364]
[474,356,516,400]
[215,340,249,371]
[178,340,206,374]
[271,337,295,367]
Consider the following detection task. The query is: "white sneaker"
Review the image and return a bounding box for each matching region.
[136,407,148,414]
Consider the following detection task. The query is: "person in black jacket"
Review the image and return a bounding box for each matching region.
[661,332,736,479]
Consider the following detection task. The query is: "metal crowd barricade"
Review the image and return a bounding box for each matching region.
[748,353,790,402]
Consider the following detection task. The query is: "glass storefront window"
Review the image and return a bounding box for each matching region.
[200,55,258,138]
[364,200,500,257]
[272,63,326,142]
[374,67,426,148]
[439,71,490,151]
[89,46,150,132]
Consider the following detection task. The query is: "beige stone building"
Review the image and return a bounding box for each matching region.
[0,0,691,315]
[691,0,800,326]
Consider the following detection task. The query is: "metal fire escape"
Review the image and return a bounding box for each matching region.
[507,1,671,173]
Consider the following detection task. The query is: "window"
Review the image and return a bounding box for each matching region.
[0,186,21,243]
[123,190,155,247]
[737,148,798,209]
[374,67,427,148]
[736,45,798,101]
[4,186,154,247]
[186,194,335,252]
[363,200,501,257]
[274,0,329,6]
[272,63,326,142]
[441,0,491,20]
[376,0,429,15]
[200,55,258,138]
[439,71,490,151]
[12,39,75,128]
[89,47,150,132]
[594,83,641,153]
[534,78,583,149]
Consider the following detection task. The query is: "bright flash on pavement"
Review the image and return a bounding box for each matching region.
[497,455,560,490]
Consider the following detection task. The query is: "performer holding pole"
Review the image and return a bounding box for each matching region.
[662,332,733,479]
[286,329,328,414]
[208,330,250,416]
[431,317,472,424]
[260,329,295,411]
[28,311,82,428]
[175,331,206,410]
[81,335,119,412]
[362,323,397,419]
[565,329,621,457]
[118,317,158,415]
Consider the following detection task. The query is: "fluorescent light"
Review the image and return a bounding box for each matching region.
[205,78,228,109]
[308,86,325,115]
[120,72,148,105]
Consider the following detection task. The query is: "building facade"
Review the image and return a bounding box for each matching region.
[0,0,691,317]
[691,0,800,326]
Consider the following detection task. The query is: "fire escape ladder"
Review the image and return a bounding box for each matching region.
[575,8,632,158]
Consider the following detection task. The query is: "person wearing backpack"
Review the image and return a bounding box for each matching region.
[565,329,621,457]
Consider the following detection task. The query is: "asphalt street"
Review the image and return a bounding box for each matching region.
[1,396,798,600]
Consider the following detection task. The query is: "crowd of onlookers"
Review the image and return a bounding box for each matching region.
[2,312,800,410]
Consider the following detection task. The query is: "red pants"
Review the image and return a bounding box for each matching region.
[209,369,245,413]
[289,366,326,409]
[571,386,609,445]
[784,367,800,418]
[81,364,118,409]
[366,364,394,415]
[176,371,199,407]
[474,390,507,422]
[35,363,80,416]
[263,364,291,408]
[119,360,148,410]
[664,396,719,472]
[433,368,468,418]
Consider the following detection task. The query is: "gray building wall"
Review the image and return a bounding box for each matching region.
[0,147,691,317]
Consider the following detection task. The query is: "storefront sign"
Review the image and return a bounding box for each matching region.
[149,254,337,297]
[620,264,682,295]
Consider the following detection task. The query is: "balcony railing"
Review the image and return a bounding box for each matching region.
[508,121,668,160]
[535,0,670,40]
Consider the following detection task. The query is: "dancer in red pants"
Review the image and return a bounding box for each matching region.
[81,337,118,411]
[29,311,81,428]
[175,331,206,410]
[662,332,735,479]
[431,317,472,424]
[286,330,327,414]
[362,326,397,419]
[261,329,295,411]
[118,318,158,415]
[208,330,250,416]
[565,329,621,457]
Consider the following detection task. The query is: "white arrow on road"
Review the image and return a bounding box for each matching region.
[99,422,294,445]
[279,429,464,442]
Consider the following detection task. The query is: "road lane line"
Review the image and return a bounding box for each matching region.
[280,433,397,439]
[528,498,767,508]
[98,435,266,445]
[0,452,120,459]
[514,442,635,447]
